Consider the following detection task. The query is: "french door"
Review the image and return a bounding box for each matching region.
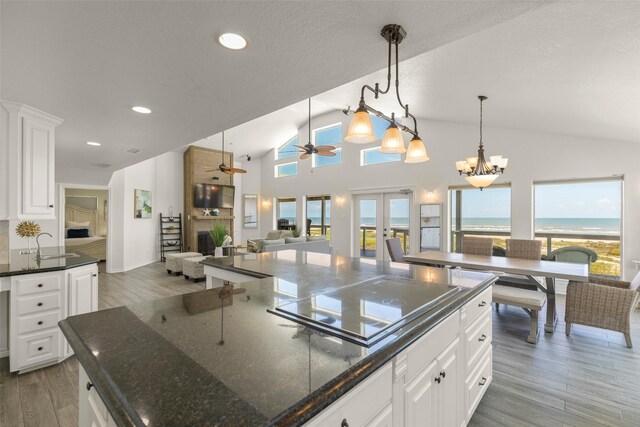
[354,192,413,261]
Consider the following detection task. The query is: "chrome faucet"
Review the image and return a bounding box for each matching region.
[35,232,52,260]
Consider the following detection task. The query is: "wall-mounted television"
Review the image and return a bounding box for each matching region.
[194,184,235,209]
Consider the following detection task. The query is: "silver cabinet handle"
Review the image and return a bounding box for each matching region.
[478,301,487,307]
[479,377,487,386]
[479,334,487,342]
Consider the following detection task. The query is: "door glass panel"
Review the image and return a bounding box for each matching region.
[359,199,377,258]
[388,198,410,255]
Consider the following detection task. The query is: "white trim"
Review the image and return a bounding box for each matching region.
[275,135,298,161]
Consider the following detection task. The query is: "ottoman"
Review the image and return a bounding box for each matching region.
[165,252,202,275]
[182,256,213,282]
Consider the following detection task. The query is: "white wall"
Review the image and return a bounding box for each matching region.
[258,110,640,279]
[108,152,183,272]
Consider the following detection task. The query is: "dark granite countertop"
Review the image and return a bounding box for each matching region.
[0,247,99,277]
[61,252,495,426]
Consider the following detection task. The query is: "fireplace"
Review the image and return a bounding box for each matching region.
[197,231,214,256]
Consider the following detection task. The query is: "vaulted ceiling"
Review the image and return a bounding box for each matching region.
[1,1,543,175]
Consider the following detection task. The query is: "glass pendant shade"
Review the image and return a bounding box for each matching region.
[496,157,509,169]
[455,160,467,172]
[466,157,478,168]
[404,136,429,163]
[465,174,498,189]
[380,124,406,153]
[345,109,375,143]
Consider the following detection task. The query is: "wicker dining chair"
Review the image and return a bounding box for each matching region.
[506,239,543,260]
[461,236,494,256]
[386,238,406,263]
[566,272,640,348]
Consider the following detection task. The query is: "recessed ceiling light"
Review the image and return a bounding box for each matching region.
[86,141,101,146]
[218,33,248,50]
[132,106,152,114]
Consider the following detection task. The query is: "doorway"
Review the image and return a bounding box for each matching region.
[353,191,413,261]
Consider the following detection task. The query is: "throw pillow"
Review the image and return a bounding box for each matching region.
[307,235,327,241]
[67,228,90,238]
[265,230,281,240]
[262,238,285,246]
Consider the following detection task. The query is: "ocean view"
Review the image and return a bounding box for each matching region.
[458,217,620,235]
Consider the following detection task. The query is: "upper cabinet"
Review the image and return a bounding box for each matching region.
[0,101,63,220]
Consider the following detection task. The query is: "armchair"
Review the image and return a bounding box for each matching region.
[566,272,640,348]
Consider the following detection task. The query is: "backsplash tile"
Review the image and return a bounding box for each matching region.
[0,220,9,264]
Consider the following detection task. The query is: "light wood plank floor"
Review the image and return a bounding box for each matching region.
[1,262,639,426]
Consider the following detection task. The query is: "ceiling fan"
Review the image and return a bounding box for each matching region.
[280,98,337,160]
[206,131,246,175]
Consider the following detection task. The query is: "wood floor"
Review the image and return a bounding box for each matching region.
[1,262,639,426]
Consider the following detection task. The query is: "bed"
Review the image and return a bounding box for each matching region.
[64,204,107,261]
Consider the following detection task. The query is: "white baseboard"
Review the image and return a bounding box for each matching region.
[0,349,8,358]
[108,259,158,274]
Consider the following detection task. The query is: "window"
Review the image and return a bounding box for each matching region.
[277,136,298,160]
[275,162,297,178]
[449,185,511,252]
[360,147,401,166]
[534,178,622,277]
[313,124,342,167]
[306,195,330,238]
[277,197,296,225]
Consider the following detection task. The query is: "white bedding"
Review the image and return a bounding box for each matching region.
[64,236,105,247]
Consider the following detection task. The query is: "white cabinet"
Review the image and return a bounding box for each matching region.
[80,365,117,427]
[305,363,393,427]
[307,286,493,427]
[65,265,99,357]
[9,263,98,373]
[0,100,62,220]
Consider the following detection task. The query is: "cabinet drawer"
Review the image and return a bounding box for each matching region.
[464,310,492,373]
[406,312,459,380]
[15,273,62,296]
[465,347,492,421]
[305,363,393,427]
[17,329,59,368]
[461,286,492,328]
[17,310,62,335]
[16,292,61,316]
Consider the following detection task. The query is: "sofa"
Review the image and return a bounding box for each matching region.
[247,230,331,254]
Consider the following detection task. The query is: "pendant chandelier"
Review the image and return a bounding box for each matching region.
[345,24,429,164]
[455,96,507,190]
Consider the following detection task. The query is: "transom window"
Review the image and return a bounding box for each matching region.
[275,162,297,178]
[277,136,298,160]
[361,147,401,166]
[312,124,342,167]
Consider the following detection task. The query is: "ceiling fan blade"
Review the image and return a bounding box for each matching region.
[300,153,311,160]
[223,169,234,175]
[204,169,221,172]
[294,145,310,150]
[316,151,336,157]
[315,145,336,152]
[278,150,304,154]
[228,168,247,174]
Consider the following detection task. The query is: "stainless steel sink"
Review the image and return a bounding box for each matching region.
[37,253,80,260]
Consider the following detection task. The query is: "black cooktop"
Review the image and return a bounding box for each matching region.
[268,275,463,347]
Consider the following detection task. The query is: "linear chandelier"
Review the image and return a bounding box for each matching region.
[455,96,508,190]
[344,24,429,163]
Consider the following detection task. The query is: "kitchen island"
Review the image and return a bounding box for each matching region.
[61,251,495,426]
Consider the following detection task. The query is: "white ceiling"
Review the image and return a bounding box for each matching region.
[1,1,543,174]
[206,1,640,159]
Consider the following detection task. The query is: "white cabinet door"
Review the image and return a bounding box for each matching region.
[437,338,461,427]
[404,358,439,427]
[66,264,98,357]
[68,265,98,316]
[21,115,55,218]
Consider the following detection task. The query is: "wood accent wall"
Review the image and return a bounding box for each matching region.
[183,146,234,252]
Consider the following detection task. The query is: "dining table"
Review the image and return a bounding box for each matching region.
[404,250,590,333]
